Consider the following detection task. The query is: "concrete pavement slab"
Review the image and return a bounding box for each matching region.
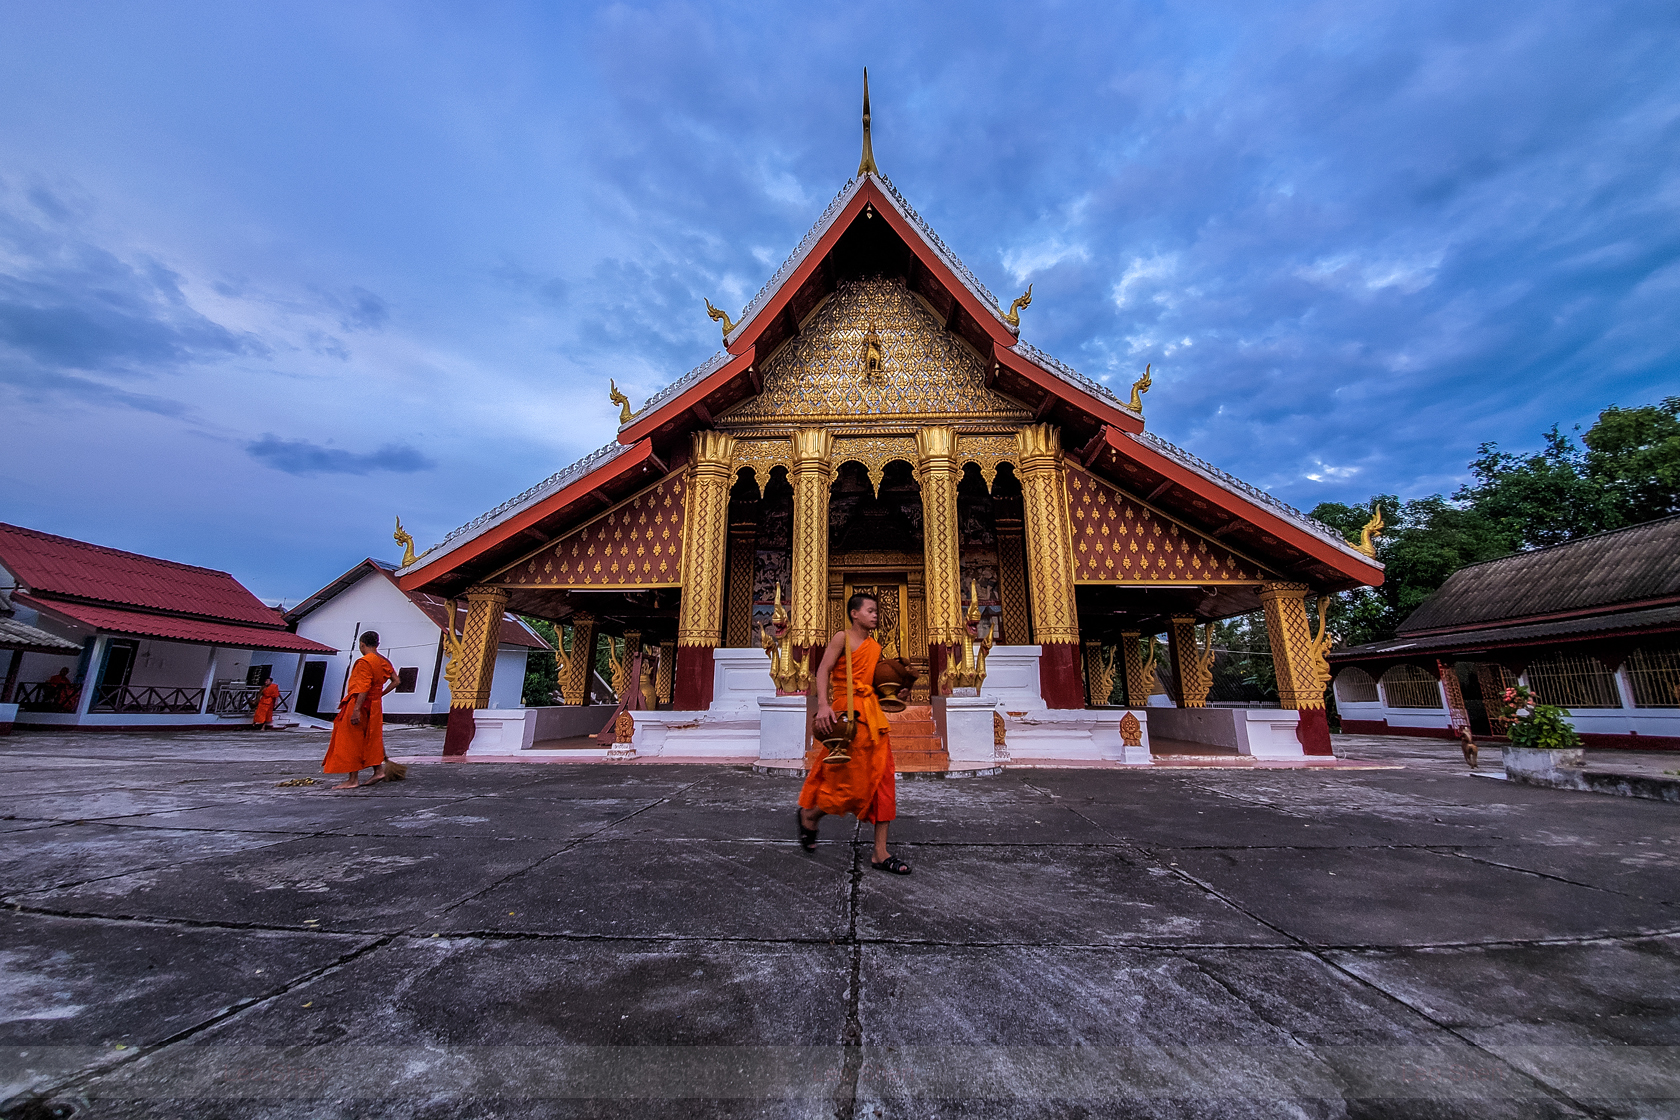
[71,938,849,1120]
[431,839,851,941]
[1172,845,1678,947]
[344,796,666,841]
[0,823,298,895]
[13,835,563,933]
[855,844,1288,947]
[854,945,1570,1119]
[0,912,371,1106]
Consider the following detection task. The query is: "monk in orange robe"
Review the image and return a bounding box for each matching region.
[796,591,909,874]
[252,676,280,730]
[323,631,397,790]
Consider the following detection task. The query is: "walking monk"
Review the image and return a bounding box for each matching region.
[323,631,397,790]
[795,592,911,874]
[252,675,280,730]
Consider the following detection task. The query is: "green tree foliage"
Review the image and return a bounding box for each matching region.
[1308,397,1679,647]
[521,617,559,706]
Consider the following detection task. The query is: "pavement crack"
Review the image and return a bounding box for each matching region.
[834,834,866,1120]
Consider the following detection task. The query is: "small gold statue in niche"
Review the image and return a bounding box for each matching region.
[861,319,885,377]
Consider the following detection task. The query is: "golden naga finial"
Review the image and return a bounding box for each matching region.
[761,583,811,694]
[393,516,417,568]
[1308,597,1336,693]
[1092,645,1119,705]
[858,67,879,177]
[1354,503,1385,558]
[947,580,995,691]
[609,379,633,425]
[1127,364,1152,416]
[1003,283,1033,330]
[704,298,738,338]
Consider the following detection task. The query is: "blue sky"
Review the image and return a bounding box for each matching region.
[1,1,1675,603]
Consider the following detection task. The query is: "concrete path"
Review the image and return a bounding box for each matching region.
[0,727,1675,1118]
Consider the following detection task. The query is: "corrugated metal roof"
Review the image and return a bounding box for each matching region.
[18,595,336,653]
[1399,515,1680,634]
[0,615,82,654]
[0,523,286,627]
[1333,604,1680,661]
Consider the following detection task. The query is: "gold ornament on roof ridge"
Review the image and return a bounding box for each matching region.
[609,379,634,425]
[704,298,739,338]
[858,68,879,177]
[1354,503,1385,558]
[1127,364,1152,416]
[1003,283,1033,329]
[393,516,417,568]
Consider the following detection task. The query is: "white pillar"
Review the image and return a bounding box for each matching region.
[1613,664,1638,735]
[198,646,219,714]
[289,654,307,714]
[75,635,108,717]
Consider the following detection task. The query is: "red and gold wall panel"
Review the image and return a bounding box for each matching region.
[500,473,686,590]
[1065,466,1266,584]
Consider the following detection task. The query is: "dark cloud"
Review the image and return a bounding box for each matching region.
[0,204,258,377]
[245,435,436,476]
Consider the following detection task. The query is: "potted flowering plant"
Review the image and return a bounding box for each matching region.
[1499,683,1584,786]
[1500,684,1581,750]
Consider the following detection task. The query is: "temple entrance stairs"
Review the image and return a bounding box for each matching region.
[888,704,948,773]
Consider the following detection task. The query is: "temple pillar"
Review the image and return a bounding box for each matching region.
[1015,423,1084,708]
[656,640,675,705]
[994,504,1031,645]
[1258,581,1333,755]
[1169,615,1212,708]
[1120,630,1152,708]
[673,431,736,710]
[1083,638,1105,706]
[788,428,835,655]
[916,425,962,691]
[559,612,595,706]
[724,503,760,648]
[442,583,508,757]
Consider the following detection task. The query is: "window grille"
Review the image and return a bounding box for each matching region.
[1380,665,1443,709]
[1624,646,1680,708]
[1334,668,1379,703]
[1473,663,1519,733]
[1524,653,1622,709]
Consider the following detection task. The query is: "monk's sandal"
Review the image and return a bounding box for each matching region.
[871,855,911,875]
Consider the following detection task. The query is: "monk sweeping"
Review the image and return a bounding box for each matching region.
[251,675,281,730]
[322,631,397,790]
[796,592,910,875]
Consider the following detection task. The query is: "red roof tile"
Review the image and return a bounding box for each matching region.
[0,523,286,626]
[18,595,336,653]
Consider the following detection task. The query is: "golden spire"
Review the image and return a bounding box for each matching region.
[858,68,879,177]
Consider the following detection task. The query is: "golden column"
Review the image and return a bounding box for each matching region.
[723,503,759,648]
[673,431,736,709]
[1120,630,1153,708]
[1083,638,1105,705]
[559,612,596,706]
[1014,423,1084,707]
[441,583,508,756]
[1257,580,1333,754]
[1168,616,1213,708]
[915,426,963,650]
[656,639,675,705]
[788,428,835,650]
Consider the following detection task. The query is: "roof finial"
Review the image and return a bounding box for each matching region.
[858,67,879,177]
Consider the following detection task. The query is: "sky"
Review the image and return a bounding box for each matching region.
[1,1,1676,604]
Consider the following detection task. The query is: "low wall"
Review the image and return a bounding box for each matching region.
[1147,707,1304,759]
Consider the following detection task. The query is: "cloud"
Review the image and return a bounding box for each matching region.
[246,435,436,476]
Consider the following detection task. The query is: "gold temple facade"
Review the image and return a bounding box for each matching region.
[399,91,1384,758]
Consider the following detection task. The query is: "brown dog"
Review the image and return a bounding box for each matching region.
[1456,726,1479,770]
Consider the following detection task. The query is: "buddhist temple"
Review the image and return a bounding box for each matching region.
[397,77,1384,763]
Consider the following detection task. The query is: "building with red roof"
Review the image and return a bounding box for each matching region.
[0,522,335,730]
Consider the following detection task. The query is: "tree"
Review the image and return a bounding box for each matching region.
[521,617,559,706]
[1582,396,1680,526]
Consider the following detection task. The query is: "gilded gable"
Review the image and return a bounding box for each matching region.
[1066,466,1273,584]
[718,279,1031,431]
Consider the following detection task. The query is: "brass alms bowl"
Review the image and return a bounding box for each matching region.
[819,712,854,765]
[874,682,907,713]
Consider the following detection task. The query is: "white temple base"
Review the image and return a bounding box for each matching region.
[1147,707,1304,758]
[628,710,760,756]
[998,707,1151,763]
[757,694,810,759]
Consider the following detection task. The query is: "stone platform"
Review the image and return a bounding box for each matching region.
[1,725,1676,1116]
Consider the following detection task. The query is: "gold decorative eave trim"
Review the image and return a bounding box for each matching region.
[487,473,679,583]
[1074,465,1282,581]
[498,582,683,593]
[1073,578,1268,587]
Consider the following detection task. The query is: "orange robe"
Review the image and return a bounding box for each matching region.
[322,653,395,774]
[252,681,280,724]
[799,636,895,824]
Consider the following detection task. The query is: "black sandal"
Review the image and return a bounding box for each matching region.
[871,855,911,875]
[795,809,819,851]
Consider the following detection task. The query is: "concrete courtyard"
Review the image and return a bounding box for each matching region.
[0,727,1676,1119]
